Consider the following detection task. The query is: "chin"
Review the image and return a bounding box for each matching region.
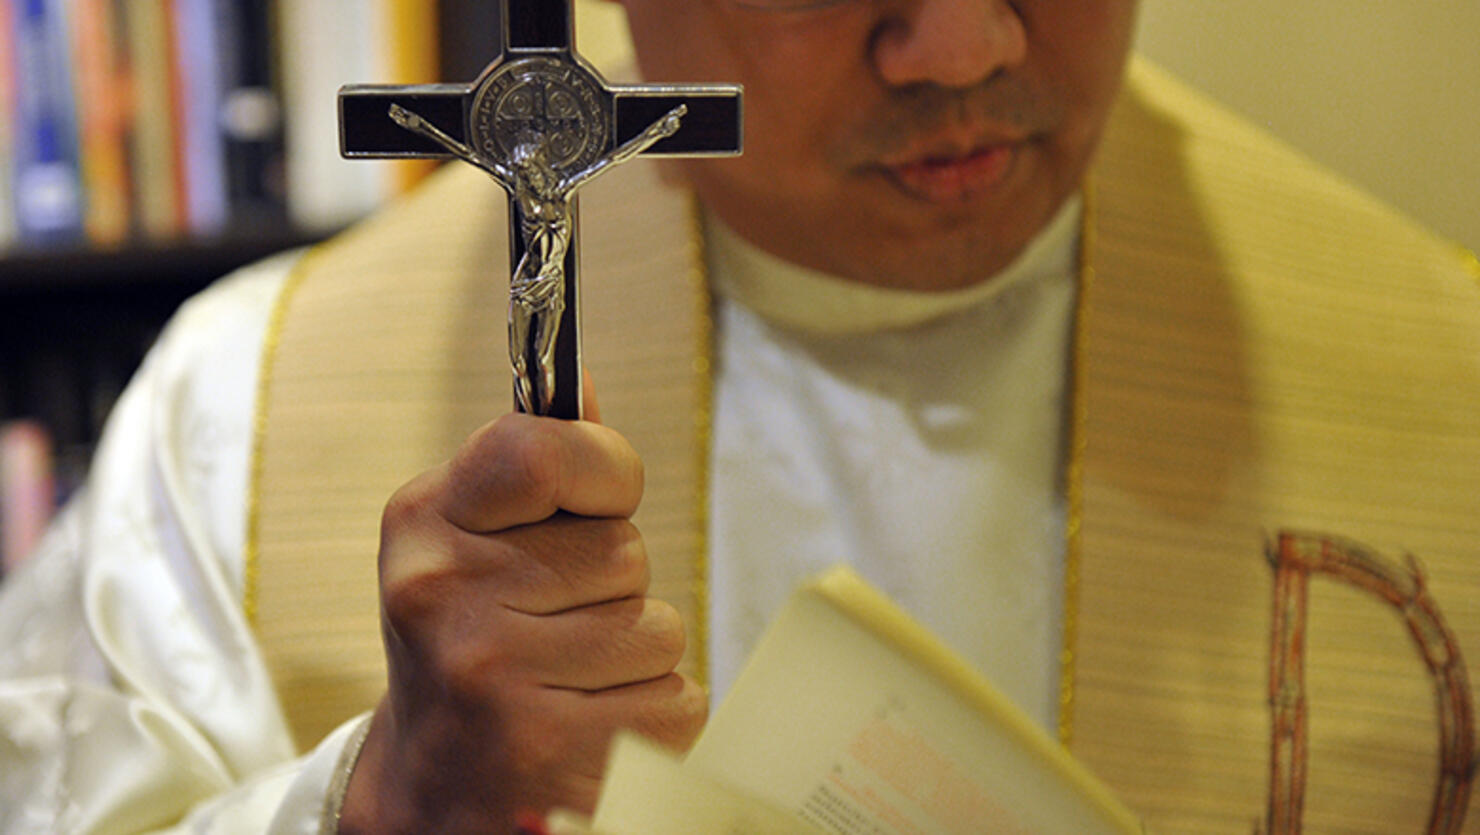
[865,216,1038,291]
[827,235,1022,292]
[834,189,1052,288]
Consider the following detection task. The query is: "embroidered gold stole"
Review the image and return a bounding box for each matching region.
[250,59,1480,832]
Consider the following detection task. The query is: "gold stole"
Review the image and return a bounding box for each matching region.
[250,59,1480,832]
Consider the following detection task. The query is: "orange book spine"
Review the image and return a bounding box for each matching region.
[163,0,189,233]
[73,0,132,245]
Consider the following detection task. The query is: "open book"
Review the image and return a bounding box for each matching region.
[551,565,1145,834]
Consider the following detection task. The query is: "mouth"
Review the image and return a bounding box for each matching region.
[878,142,1020,205]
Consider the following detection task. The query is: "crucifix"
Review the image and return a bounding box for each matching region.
[338,0,743,419]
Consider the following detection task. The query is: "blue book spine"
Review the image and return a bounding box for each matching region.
[0,0,18,250]
[11,0,84,245]
[173,0,228,235]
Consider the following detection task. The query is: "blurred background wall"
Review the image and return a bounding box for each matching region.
[1135,0,1479,254]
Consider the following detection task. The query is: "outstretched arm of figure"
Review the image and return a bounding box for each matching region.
[388,103,517,187]
[561,104,687,194]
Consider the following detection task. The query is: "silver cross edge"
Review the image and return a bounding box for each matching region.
[338,0,743,419]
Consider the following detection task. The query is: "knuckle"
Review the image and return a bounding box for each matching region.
[677,675,710,729]
[631,674,708,749]
[532,518,648,605]
[643,599,687,664]
[625,447,645,497]
[380,473,434,533]
[380,564,453,635]
[501,421,565,508]
[668,676,710,742]
[599,519,649,590]
[457,414,563,509]
[378,478,462,634]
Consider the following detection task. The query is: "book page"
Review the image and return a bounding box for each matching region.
[588,732,819,835]
[688,566,1143,835]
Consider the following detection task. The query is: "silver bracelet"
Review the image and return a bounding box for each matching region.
[320,715,374,834]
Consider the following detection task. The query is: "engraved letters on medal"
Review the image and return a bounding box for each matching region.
[472,57,611,173]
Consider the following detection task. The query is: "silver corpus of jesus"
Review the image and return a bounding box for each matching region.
[389,57,685,416]
[339,0,741,419]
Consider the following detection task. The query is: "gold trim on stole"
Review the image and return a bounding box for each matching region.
[685,196,715,692]
[1060,180,1096,746]
[1460,246,1480,286]
[677,192,1097,740]
[244,245,324,626]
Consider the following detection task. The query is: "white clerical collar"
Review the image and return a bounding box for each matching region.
[705,195,1083,336]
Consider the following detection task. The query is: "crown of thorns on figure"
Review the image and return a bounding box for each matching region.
[509,129,556,166]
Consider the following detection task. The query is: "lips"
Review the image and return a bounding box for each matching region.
[880,142,1018,204]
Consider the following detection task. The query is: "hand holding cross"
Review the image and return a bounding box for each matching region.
[331,4,741,830]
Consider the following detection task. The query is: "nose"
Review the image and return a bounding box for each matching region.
[871,0,1027,89]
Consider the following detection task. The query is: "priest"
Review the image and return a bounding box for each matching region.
[2,1,1478,833]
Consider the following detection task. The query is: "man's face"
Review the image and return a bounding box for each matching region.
[617,0,1138,291]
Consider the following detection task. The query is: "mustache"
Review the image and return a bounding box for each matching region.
[839,76,1061,162]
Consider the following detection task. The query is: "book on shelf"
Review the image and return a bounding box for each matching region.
[9,0,86,246]
[72,0,130,245]
[217,0,288,226]
[121,0,181,240]
[0,419,56,577]
[0,0,17,249]
[278,0,439,232]
[171,0,231,237]
[552,566,1145,835]
[1,0,444,257]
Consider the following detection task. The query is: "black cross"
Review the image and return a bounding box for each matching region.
[338,0,742,419]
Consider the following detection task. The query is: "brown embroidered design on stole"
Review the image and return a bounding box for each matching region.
[1264,531,1476,834]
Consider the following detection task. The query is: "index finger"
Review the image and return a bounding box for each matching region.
[438,413,644,533]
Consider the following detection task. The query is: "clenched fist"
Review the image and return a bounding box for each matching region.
[337,389,706,833]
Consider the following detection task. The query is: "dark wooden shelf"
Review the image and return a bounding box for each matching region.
[0,227,335,450]
[0,227,329,295]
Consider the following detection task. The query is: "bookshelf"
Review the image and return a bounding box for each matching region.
[0,227,322,451]
[0,0,501,571]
